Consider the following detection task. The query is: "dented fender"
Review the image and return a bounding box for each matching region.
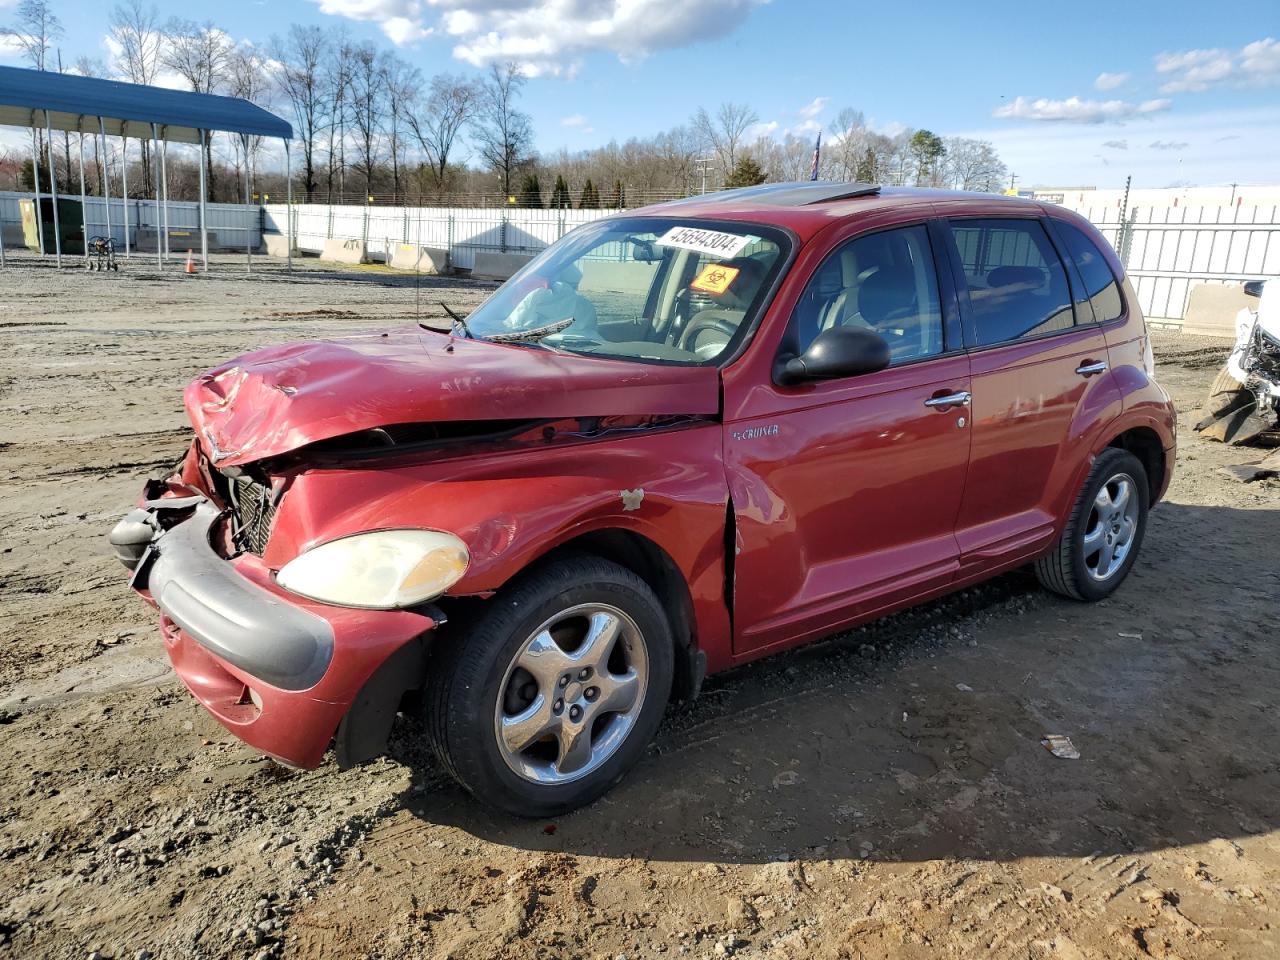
[262,422,737,673]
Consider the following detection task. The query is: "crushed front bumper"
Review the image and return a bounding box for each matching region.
[112,496,438,767]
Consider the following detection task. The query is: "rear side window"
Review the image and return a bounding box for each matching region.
[1053,221,1124,323]
[949,219,1074,346]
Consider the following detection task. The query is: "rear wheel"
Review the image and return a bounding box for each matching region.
[426,555,673,817]
[1036,448,1149,601]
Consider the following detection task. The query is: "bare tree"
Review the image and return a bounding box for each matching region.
[269,25,328,202]
[943,137,1008,192]
[474,61,533,198]
[693,102,758,180]
[380,53,420,203]
[3,0,63,167]
[163,19,231,200]
[828,107,870,181]
[407,74,477,197]
[227,48,273,198]
[107,1,161,195]
[2,0,62,70]
[346,41,385,199]
[321,37,354,201]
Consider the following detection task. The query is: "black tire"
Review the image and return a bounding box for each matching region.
[1035,448,1150,602]
[425,554,674,817]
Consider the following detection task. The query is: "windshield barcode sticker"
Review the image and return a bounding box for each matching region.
[654,226,752,259]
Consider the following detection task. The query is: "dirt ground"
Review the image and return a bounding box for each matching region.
[1,253,1277,960]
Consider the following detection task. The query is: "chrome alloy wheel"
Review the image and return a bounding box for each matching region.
[494,603,649,785]
[1082,472,1139,582]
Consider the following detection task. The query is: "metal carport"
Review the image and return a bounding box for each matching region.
[0,64,294,272]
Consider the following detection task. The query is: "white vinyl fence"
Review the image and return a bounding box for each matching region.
[263,203,615,272]
[0,190,261,252]
[1071,204,1279,323]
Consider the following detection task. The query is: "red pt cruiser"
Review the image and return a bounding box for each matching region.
[111,183,1176,816]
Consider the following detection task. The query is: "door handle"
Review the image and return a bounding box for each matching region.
[1075,360,1108,377]
[924,391,971,408]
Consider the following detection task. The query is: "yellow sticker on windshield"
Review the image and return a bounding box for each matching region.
[690,264,740,295]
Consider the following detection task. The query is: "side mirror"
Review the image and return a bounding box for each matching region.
[1243,279,1266,299]
[776,326,891,385]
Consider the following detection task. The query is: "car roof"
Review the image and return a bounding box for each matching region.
[629,182,1049,243]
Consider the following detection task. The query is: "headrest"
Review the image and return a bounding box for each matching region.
[857,267,916,325]
[987,265,1044,290]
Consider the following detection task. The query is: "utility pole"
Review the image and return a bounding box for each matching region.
[695,157,713,195]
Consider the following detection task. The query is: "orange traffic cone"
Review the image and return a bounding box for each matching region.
[185,250,196,274]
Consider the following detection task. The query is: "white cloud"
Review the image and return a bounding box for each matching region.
[954,105,1280,189]
[788,118,822,137]
[560,113,592,132]
[0,33,26,62]
[1156,37,1280,93]
[993,95,1172,124]
[383,15,433,44]
[1094,71,1129,91]
[745,120,778,140]
[311,0,766,70]
[796,96,829,119]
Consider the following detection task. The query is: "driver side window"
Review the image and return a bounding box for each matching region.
[789,225,944,365]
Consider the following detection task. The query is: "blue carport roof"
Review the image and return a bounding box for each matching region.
[0,65,292,144]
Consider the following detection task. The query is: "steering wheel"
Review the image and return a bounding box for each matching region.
[677,312,739,355]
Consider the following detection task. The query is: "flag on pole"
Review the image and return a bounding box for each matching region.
[809,131,822,181]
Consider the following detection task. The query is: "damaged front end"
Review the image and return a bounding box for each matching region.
[109,452,444,769]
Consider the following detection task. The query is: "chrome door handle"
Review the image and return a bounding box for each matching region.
[924,391,971,408]
[1075,361,1108,377]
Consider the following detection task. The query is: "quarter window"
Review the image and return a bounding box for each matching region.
[1054,221,1124,323]
[788,225,944,366]
[950,219,1074,346]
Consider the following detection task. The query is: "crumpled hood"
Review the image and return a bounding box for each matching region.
[185,327,721,466]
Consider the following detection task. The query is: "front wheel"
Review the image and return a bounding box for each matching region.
[1035,448,1149,601]
[426,555,673,817]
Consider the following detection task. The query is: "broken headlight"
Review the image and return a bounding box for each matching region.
[276,529,469,609]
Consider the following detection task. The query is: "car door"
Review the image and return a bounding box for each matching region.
[726,221,973,657]
[940,216,1122,576]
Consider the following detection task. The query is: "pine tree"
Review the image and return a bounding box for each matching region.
[578,178,599,209]
[517,173,543,208]
[550,174,571,209]
[724,156,767,189]
[855,146,877,183]
[608,178,625,209]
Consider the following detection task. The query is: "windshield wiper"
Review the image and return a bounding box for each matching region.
[485,317,576,344]
[434,301,476,339]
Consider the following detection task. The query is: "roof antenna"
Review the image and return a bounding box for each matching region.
[414,192,422,327]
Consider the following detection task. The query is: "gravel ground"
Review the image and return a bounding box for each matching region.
[1,254,1278,960]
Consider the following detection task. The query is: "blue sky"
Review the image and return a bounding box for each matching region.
[3,0,1278,187]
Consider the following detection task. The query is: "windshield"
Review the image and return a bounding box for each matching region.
[461,217,791,364]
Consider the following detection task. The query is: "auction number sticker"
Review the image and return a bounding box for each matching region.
[654,226,753,259]
[690,263,741,295]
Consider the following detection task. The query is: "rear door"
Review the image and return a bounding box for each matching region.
[940,216,1121,576]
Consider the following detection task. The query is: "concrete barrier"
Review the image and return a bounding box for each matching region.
[579,259,656,293]
[390,244,449,273]
[471,251,533,281]
[320,238,368,264]
[1183,282,1254,336]
[134,227,224,253]
[263,233,297,258]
